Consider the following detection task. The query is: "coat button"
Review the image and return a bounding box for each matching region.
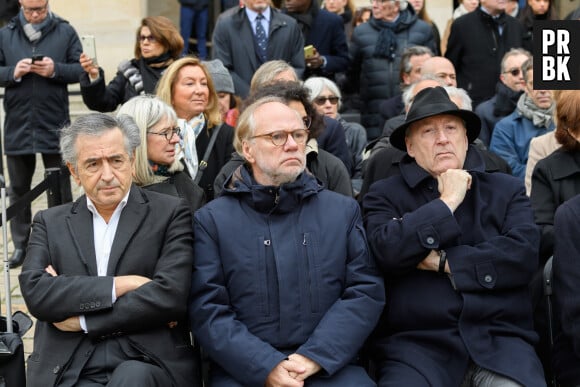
[426,237,435,245]
[53,365,60,374]
[484,274,493,283]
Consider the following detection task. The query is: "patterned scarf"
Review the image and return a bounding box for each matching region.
[177,114,205,177]
[516,93,554,129]
[149,161,171,177]
[371,18,401,61]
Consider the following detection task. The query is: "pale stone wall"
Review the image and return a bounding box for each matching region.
[49,0,179,84]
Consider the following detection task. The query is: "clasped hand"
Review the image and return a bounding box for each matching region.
[265,353,321,387]
[437,169,472,212]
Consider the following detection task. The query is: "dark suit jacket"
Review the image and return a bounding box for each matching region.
[19,186,197,387]
[212,6,305,98]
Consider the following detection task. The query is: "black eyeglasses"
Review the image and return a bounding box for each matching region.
[147,127,180,141]
[503,68,521,77]
[313,96,340,106]
[250,129,310,147]
[21,3,48,14]
[139,35,157,43]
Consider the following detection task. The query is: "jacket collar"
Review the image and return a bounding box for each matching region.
[550,149,580,180]
[66,185,149,276]
[223,164,322,213]
[399,145,486,188]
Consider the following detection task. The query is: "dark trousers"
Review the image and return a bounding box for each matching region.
[60,338,171,387]
[6,153,72,248]
[211,364,376,386]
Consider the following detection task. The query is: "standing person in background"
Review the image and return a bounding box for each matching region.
[0,0,83,269]
[349,0,436,140]
[204,59,241,128]
[445,0,524,108]
[0,0,18,27]
[323,0,356,41]
[408,0,441,54]
[178,0,209,58]
[518,0,557,52]
[80,16,183,113]
[211,0,304,98]
[440,0,478,55]
[156,56,234,201]
[283,0,349,80]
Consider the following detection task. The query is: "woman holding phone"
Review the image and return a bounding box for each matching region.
[79,16,183,112]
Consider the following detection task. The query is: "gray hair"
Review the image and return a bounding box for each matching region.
[400,45,433,80]
[500,48,532,73]
[60,113,141,172]
[402,75,445,107]
[234,96,289,156]
[444,86,473,110]
[303,77,342,110]
[117,95,180,186]
[249,60,299,95]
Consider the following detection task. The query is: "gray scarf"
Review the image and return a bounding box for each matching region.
[19,10,52,42]
[516,93,554,129]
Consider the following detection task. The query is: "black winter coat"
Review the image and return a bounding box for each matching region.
[349,9,435,140]
[79,58,167,113]
[530,148,580,263]
[0,13,83,154]
[445,8,524,108]
[363,146,544,386]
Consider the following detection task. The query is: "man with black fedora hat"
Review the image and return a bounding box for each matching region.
[363,86,545,386]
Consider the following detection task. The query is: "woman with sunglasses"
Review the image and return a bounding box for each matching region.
[79,16,183,112]
[117,94,205,212]
[304,77,367,194]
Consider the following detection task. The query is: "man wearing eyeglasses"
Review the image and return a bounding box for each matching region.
[189,97,385,387]
[475,48,531,147]
[0,0,83,268]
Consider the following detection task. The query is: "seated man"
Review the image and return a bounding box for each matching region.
[19,113,198,387]
[190,97,385,386]
[363,87,545,386]
[490,58,555,180]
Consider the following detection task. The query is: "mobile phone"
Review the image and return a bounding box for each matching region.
[81,35,98,65]
[304,45,314,59]
[31,54,44,63]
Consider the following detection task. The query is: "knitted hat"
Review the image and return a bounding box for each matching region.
[203,59,235,94]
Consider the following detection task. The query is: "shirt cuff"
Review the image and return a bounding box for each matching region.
[79,315,88,333]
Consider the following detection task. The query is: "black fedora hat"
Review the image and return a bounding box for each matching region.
[390,86,481,151]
